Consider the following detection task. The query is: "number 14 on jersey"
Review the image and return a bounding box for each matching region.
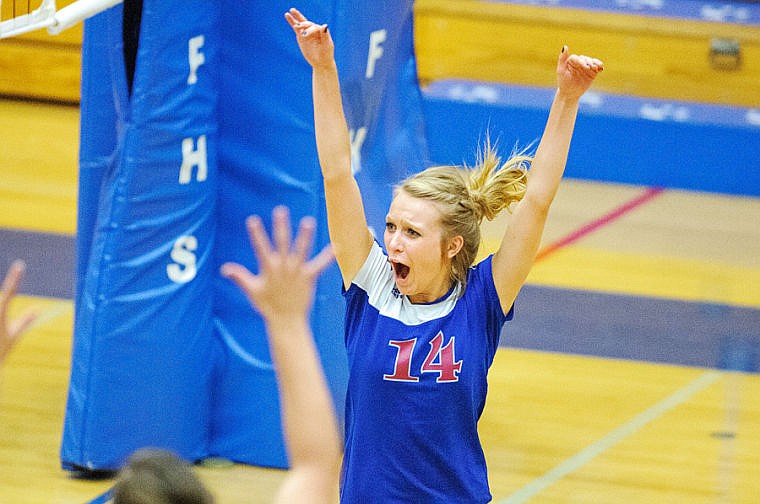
[384,332,462,383]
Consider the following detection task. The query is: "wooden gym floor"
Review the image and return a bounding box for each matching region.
[1,94,758,503]
[1,1,759,499]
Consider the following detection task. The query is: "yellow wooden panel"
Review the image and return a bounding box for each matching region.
[0,0,83,102]
[0,39,81,102]
[0,99,79,234]
[1,0,83,42]
[414,0,760,107]
[16,21,82,44]
[5,0,759,105]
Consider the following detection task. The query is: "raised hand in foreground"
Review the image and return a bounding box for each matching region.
[221,206,341,504]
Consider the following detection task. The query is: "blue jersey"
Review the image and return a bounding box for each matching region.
[340,242,513,503]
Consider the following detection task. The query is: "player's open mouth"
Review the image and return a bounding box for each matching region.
[391,261,410,280]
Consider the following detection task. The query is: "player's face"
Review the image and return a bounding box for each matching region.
[384,191,453,304]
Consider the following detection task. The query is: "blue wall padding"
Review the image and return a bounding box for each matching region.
[422,80,760,197]
[63,0,427,470]
[62,0,220,470]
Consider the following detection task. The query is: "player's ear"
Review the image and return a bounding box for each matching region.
[447,235,464,259]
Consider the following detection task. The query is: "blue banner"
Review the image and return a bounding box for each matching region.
[422,79,760,196]
[484,0,760,25]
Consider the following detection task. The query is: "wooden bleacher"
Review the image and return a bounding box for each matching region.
[0,0,82,103]
[1,1,759,106]
[414,0,760,107]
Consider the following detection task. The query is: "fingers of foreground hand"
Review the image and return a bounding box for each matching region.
[220,262,258,299]
[1,260,26,307]
[292,216,317,263]
[246,215,274,272]
[308,244,335,279]
[272,206,293,257]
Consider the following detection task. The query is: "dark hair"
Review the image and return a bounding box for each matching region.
[112,448,214,504]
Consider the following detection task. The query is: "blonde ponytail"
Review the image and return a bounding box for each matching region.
[467,141,530,221]
[397,141,532,294]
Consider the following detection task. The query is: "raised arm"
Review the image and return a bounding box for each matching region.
[1,260,37,365]
[285,8,373,287]
[492,47,603,312]
[221,206,341,504]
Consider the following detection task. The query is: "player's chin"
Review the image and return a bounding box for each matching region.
[393,277,413,295]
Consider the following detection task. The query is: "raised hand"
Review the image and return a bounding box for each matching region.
[284,7,334,69]
[222,206,340,504]
[556,46,604,100]
[221,206,334,324]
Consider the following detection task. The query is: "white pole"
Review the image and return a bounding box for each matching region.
[48,0,123,34]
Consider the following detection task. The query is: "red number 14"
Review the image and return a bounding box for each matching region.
[384,332,462,383]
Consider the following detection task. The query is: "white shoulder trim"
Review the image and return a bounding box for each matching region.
[353,242,461,326]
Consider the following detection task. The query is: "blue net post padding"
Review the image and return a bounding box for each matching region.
[73,10,118,311]
[61,0,220,470]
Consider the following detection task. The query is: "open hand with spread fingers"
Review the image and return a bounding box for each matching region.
[221,206,334,324]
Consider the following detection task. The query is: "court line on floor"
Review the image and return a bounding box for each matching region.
[715,371,742,502]
[535,186,665,261]
[498,369,722,503]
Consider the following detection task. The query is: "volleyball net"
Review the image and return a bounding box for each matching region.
[0,0,121,38]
